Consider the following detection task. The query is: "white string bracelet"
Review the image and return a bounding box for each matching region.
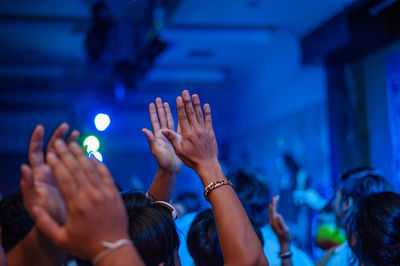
[92,239,133,265]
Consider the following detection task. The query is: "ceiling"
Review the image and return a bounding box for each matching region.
[0,0,357,154]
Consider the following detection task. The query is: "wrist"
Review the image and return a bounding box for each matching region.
[194,159,224,186]
[88,234,131,260]
[279,241,291,253]
[157,167,179,177]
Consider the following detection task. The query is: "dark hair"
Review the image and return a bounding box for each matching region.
[227,170,270,227]
[187,209,264,266]
[347,192,400,265]
[282,153,300,175]
[122,192,179,266]
[0,191,34,252]
[339,167,393,202]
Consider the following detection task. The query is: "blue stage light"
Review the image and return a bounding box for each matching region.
[94,113,110,131]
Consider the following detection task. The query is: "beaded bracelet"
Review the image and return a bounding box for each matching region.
[278,250,292,259]
[204,179,233,201]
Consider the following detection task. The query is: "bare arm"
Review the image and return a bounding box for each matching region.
[143,98,182,202]
[162,90,268,266]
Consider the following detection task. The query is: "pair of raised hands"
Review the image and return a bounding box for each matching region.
[19,123,129,260]
[142,90,218,177]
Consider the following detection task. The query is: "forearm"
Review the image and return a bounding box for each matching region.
[196,161,268,266]
[148,168,178,202]
[7,226,66,266]
[96,244,144,266]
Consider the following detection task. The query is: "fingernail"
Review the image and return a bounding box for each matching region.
[177,96,183,103]
[182,90,189,96]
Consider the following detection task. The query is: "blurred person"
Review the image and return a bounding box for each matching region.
[313,167,393,266]
[229,170,313,266]
[186,209,264,266]
[162,90,268,265]
[275,153,312,251]
[347,192,400,265]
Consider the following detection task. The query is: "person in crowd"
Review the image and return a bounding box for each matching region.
[347,191,400,265]
[186,209,264,266]
[314,167,393,265]
[229,171,313,266]
[122,192,180,266]
[162,90,268,265]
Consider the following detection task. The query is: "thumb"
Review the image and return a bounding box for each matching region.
[32,206,66,247]
[161,129,181,151]
[142,128,155,146]
[20,164,34,192]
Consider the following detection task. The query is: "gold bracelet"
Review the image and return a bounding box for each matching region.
[204,179,233,202]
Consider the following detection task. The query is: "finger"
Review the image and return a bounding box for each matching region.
[203,104,213,130]
[47,152,78,198]
[47,123,70,154]
[142,128,155,146]
[176,96,190,133]
[28,125,45,167]
[69,142,101,187]
[32,206,66,247]
[66,130,80,144]
[92,158,116,189]
[182,90,199,128]
[20,164,34,194]
[192,94,204,126]
[155,98,168,129]
[161,129,182,154]
[177,123,182,135]
[149,103,160,133]
[53,140,90,188]
[163,102,175,130]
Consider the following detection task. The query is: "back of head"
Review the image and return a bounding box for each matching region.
[187,209,264,266]
[228,170,270,227]
[339,167,393,201]
[335,167,393,226]
[0,191,34,252]
[347,192,400,265]
[122,192,179,266]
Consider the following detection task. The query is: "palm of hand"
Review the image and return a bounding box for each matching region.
[152,131,182,173]
[25,164,66,224]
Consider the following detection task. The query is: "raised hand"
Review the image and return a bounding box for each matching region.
[20,123,79,224]
[32,140,131,260]
[161,90,218,175]
[142,97,182,175]
[269,196,291,250]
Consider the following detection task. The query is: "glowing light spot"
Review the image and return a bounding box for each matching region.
[88,151,103,162]
[94,113,110,131]
[83,135,100,152]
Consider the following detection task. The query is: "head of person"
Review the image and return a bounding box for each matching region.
[0,191,34,252]
[121,192,180,266]
[187,209,264,266]
[227,170,270,228]
[347,192,400,265]
[332,167,393,227]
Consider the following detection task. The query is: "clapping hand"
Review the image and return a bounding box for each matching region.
[32,140,130,260]
[20,123,79,224]
[161,90,218,175]
[142,98,182,175]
